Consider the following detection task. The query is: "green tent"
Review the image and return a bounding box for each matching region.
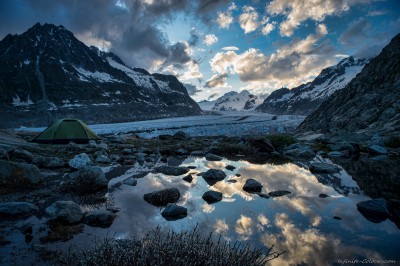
[32,119,101,144]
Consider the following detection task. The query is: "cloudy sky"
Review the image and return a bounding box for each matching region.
[1,0,399,101]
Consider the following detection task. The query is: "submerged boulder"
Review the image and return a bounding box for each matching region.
[0,202,38,219]
[202,169,226,181]
[161,203,187,220]
[144,188,180,206]
[84,210,116,228]
[309,163,341,174]
[202,191,223,204]
[205,154,223,161]
[357,198,391,223]
[46,201,83,224]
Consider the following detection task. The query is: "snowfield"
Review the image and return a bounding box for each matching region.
[17,111,305,138]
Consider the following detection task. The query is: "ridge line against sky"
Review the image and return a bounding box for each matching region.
[1,0,399,101]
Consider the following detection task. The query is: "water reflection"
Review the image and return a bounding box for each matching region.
[60,156,400,265]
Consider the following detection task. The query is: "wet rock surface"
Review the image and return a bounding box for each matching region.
[144,188,181,207]
[202,191,223,204]
[84,210,116,228]
[161,203,187,220]
[242,179,263,193]
[45,201,83,224]
[0,202,38,219]
[154,166,190,176]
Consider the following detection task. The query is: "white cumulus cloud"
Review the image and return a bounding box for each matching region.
[204,34,219,46]
[239,6,260,34]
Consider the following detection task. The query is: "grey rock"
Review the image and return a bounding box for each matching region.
[106,206,121,213]
[154,166,190,176]
[367,145,388,155]
[328,142,355,153]
[243,179,263,193]
[357,198,391,223]
[246,137,275,153]
[68,153,91,170]
[172,131,190,140]
[205,153,223,161]
[122,148,132,155]
[161,203,187,220]
[143,188,180,206]
[94,149,108,158]
[256,193,270,199]
[0,202,38,218]
[285,144,315,159]
[202,190,223,204]
[191,150,205,156]
[123,177,137,186]
[176,148,189,155]
[96,155,111,163]
[0,160,43,187]
[268,190,291,197]
[12,149,33,163]
[84,210,116,228]
[46,201,83,224]
[32,156,65,168]
[309,163,341,174]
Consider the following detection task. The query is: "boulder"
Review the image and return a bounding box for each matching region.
[172,131,190,140]
[268,190,291,197]
[367,145,388,155]
[319,193,329,198]
[205,153,223,161]
[64,166,108,194]
[357,198,391,223]
[94,149,108,158]
[328,151,345,157]
[309,163,341,174]
[0,202,38,219]
[68,153,91,170]
[122,177,137,186]
[32,156,65,168]
[96,155,111,164]
[161,203,187,220]
[84,210,116,228]
[202,191,223,204]
[243,179,263,193]
[225,165,236,171]
[154,166,190,176]
[191,150,205,156]
[176,148,189,155]
[11,149,33,163]
[0,160,43,187]
[182,174,193,183]
[143,188,180,206]
[202,169,226,180]
[46,201,83,224]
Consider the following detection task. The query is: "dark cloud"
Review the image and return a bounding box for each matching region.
[183,83,202,95]
[204,73,228,88]
[188,28,200,46]
[340,17,400,58]
[208,92,219,100]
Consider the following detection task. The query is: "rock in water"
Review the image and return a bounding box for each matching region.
[84,210,116,228]
[143,188,180,206]
[182,174,193,183]
[0,160,43,187]
[0,202,39,219]
[68,153,91,170]
[202,169,226,180]
[202,191,223,204]
[122,177,137,186]
[205,154,223,161]
[46,201,83,224]
[268,190,291,197]
[154,166,190,176]
[367,145,388,155]
[161,203,187,220]
[309,163,341,174]
[242,179,263,193]
[357,198,391,223]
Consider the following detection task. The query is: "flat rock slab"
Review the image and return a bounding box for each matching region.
[0,202,38,219]
[154,166,190,176]
[367,145,388,155]
[144,188,180,207]
[205,154,223,161]
[268,190,291,197]
[202,191,223,204]
[309,163,341,174]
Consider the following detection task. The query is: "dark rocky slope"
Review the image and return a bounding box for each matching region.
[298,33,400,136]
[0,23,201,128]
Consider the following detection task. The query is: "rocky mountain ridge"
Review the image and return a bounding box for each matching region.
[298,33,400,136]
[198,90,263,111]
[256,56,368,115]
[0,23,201,128]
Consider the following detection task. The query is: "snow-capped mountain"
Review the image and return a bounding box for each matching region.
[198,90,263,111]
[0,23,201,128]
[299,33,400,136]
[256,57,368,115]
